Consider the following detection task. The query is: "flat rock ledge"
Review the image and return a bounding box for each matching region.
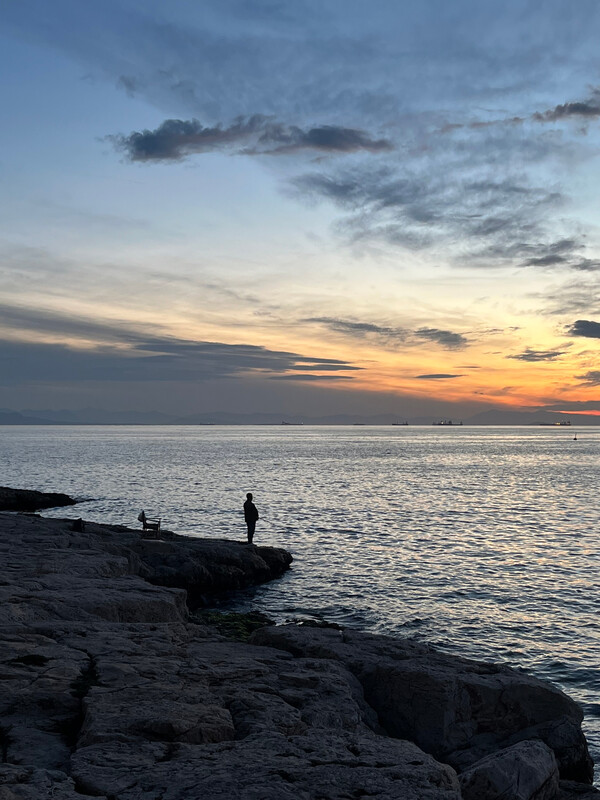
[0,512,597,800]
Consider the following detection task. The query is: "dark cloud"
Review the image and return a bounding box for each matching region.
[0,302,158,345]
[520,238,600,271]
[506,347,567,362]
[570,258,600,272]
[533,89,600,122]
[441,89,600,132]
[415,374,464,380]
[268,374,354,381]
[306,317,408,342]
[568,320,600,338]
[117,74,140,97]
[111,116,392,162]
[0,338,360,385]
[288,363,363,372]
[469,231,600,274]
[414,328,468,349]
[523,254,566,267]
[543,400,600,411]
[0,305,359,384]
[307,317,467,350]
[575,371,600,386]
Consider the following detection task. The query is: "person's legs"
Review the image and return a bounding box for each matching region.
[247,521,255,543]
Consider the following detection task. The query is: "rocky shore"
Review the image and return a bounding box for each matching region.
[0,491,598,799]
[0,486,76,512]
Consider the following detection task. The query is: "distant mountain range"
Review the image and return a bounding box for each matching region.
[1,407,599,425]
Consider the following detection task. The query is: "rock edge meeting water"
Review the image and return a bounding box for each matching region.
[2,424,599,768]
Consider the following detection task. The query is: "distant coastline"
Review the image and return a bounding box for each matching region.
[2,409,600,426]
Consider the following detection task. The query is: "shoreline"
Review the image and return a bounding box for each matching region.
[0,499,598,798]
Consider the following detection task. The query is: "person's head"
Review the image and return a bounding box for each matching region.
[246,492,253,500]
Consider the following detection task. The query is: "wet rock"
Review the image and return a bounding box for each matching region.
[250,625,593,783]
[0,512,292,625]
[498,715,593,784]
[559,780,600,798]
[0,486,76,511]
[458,739,559,800]
[0,766,82,799]
[128,536,293,608]
[72,732,461,799]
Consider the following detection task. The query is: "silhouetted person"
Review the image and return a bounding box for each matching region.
[244,492,259,544]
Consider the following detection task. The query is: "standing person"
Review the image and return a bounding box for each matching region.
[243,492,259,544]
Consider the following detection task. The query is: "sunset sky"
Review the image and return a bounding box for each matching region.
[1,0,600,419]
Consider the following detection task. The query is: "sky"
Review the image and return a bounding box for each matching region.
[1,0,600,419]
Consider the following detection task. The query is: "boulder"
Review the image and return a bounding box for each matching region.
[458,739,559,800]
[448,715,595,784]
[250,625,593,782]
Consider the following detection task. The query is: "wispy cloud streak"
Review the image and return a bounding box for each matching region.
[415,373,464,380]
[0,304,360,383]
[506,347,567,362]
[307,317,468,350]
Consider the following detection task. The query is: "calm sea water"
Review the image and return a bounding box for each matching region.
[2,425,599,771]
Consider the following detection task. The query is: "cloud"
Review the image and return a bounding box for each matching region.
[538,279,600,316]
[543,400,600,411]
[414,328,468,349]
[288,363,362,372]
[306,317,467,350]
[116,74,140,97]
[306,317,408,343]
[533,89,600,122]
[575,371,600,386]
[415,373,464,380]
[293,165,564,259]
[523,254,566,267]
[0,338,360,385]
[111,116,392,162]
[441,88,600,132]
[506,347,568,362]
[0,304,360,384]
[520,238,600,272]
[568,320,600,338]
[570,259,600,272]
[0,302,159,345]
[457,229,600,274]
[268,374,354,381]
[33,0,593,271]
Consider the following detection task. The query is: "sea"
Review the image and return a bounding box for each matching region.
[2,424,599,773]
